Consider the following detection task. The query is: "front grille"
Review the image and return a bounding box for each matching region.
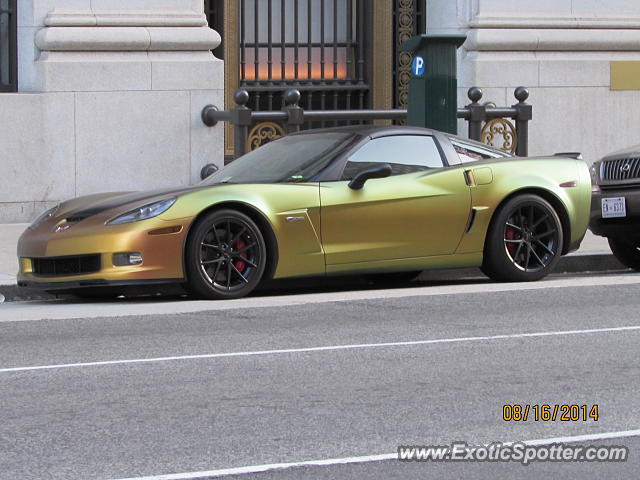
[31,255,101,277]
[601,157,640,181]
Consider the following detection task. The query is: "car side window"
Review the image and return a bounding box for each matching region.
[450,139,510,163]
[341,135,444,180]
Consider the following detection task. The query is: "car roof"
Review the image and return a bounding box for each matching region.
[288,125,511,157]
[601,144,640,161]
[289,124,438,138]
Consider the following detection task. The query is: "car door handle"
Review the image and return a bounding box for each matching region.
[463,169,476,187]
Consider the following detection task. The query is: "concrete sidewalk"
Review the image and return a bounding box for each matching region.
[0,221,619,287]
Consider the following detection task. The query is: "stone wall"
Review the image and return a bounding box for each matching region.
[1,0,224,223]
[427,0,640,163]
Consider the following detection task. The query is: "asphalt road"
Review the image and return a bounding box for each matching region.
[0,272,639,479]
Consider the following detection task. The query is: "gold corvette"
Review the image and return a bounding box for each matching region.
[17,126,591,299]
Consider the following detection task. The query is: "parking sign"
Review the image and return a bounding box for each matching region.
[412,56,426,77]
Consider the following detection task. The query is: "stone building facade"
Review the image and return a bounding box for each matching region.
[3,0,640,223]
[428,0,640,161]
[1,0,224,222]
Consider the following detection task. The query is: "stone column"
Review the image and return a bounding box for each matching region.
[16,0,224,199]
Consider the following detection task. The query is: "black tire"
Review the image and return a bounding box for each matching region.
[481,194,563,282]
[185,209,267,299]
[608,238,640,270]
[368,271,422,284]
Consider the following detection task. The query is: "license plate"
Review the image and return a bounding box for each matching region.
[602,197,626,218]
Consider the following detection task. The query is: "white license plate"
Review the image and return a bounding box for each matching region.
[602,197,626,218]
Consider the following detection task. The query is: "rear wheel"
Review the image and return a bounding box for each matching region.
[481,194,563,282]
[185,209,267,300]
[608,238,640,270]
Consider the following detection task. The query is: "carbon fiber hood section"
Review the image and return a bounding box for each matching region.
[57,186,205,221]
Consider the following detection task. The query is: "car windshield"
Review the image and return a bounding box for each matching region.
[201,132,358,185]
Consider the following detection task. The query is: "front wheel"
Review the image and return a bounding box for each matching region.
[481,194,563,282]
[608,238,640,270]
[185,209,267,299]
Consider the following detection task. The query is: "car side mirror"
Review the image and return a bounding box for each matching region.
[348,163,392,190]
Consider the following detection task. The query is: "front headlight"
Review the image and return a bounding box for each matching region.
[106,198,177,225]
[590,164,601,193]
[30,205,59,229]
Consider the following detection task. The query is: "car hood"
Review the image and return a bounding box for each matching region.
[601,144,640,161]
[56,186,205,222]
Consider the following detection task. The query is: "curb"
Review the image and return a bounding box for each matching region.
[0,253,628,303]
[0,284,53,302]
[555,252,625,273]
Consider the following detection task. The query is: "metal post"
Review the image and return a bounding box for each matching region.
[466,87,485,141]
[282,89,304,133]
[513,87,532,157]
[230,89,253,158]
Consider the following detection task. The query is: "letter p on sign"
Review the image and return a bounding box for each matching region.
[412,56,425,77]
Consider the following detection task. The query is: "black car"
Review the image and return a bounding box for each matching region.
[590,145,640,269]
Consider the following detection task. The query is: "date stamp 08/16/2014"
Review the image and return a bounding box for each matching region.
[503,404,599,422]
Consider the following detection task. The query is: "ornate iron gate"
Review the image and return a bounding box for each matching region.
[205,0,425,156]
[236,0,370,130]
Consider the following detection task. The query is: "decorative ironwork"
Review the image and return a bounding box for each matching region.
[0,0,17,92]
[481,118,518,154]
[247,121,286,151]
[466,86,531,156]
[202,86,532,161]
[394,0,420,111]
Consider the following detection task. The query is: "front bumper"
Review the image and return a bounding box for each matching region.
[18,278,183,292]
[589,187,640,241]
[17,217,190,289]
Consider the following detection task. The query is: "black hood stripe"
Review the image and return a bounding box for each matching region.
[63,186,203,221]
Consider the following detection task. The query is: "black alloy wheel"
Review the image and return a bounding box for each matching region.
[608,237,640,270]
[482,194,563,282]
[185,209,267,299]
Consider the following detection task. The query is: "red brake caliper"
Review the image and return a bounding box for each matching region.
[234,238,248,273]
[505,226,517,257]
